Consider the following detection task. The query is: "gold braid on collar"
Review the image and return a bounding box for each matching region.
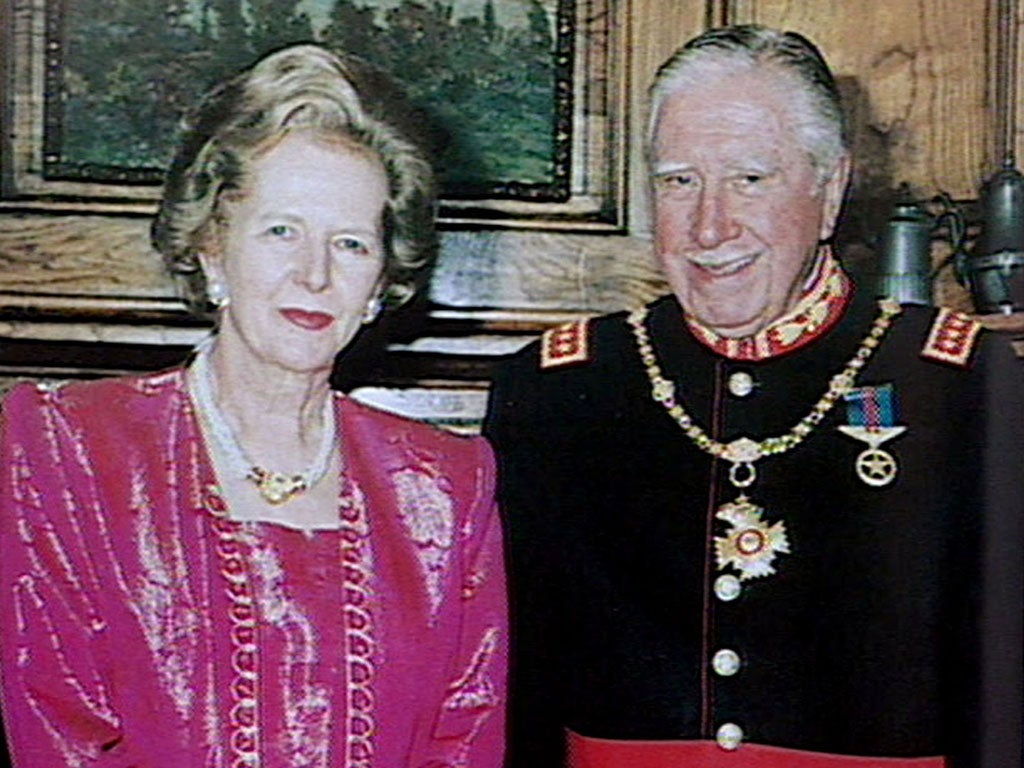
[685,246,852,361]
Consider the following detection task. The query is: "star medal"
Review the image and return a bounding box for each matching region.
[714,496,791,580]
[838,384,906,487]
[708,437,791,580]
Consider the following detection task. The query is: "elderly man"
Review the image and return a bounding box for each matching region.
[485,25,1024,768]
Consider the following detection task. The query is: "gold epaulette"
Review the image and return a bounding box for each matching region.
[539,319,591,369]
[920,307,982,367]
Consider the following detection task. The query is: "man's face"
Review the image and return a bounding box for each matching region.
[651,68,848,338]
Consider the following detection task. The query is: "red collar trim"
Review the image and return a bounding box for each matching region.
[685,247,852,361]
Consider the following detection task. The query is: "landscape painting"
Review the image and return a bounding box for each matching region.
[45,0,569,199]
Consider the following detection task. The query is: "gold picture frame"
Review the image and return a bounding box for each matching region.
[1,0,627,231]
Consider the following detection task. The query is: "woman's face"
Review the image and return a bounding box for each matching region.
[203,131,389,375]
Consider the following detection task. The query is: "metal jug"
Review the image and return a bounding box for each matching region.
[878,200,935,306]
[962,162,1024,314]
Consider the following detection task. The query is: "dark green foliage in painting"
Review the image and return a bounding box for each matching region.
[247,0,315,58]
[208,0,251,67]
[65,0,259,168]
[321,0,382,61]
[59,0,558,190]
[320,0,557,189]
[65,0,204,168]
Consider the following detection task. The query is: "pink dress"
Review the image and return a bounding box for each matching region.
[0,370,507,767]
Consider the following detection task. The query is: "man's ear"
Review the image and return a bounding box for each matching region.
[819,153,852,241]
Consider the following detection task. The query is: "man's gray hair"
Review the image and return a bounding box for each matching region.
[649,25,849,183]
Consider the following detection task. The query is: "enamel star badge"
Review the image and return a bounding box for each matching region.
[839,383,907,487]
[837,425,906,486]
[714,497,791,580]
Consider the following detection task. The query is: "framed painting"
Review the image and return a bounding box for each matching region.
[1,0,627,230]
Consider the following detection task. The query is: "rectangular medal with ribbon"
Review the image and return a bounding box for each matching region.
[838,384,906,487]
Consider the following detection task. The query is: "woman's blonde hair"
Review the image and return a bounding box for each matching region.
[152,44,436,313]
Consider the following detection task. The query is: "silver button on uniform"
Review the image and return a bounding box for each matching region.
[728,371,755,398]
[714,574,742,601]
[712,648,741,676]
[716,722,744,750]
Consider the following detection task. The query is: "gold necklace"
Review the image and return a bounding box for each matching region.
[628,298,902,580]
[188,346,338,506]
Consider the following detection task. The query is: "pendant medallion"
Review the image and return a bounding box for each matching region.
[714,496,791,580]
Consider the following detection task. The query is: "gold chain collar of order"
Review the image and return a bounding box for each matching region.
[628,298,902,486]
[627,298,902,582]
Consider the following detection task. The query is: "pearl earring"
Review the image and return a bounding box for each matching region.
[362,294,382,324]
[207,281,229,310]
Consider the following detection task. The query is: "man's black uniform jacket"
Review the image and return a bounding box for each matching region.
[485,285,1024,768]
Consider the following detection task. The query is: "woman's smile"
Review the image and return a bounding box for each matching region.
[280,307,335,331]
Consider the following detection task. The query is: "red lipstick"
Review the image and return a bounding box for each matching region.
[280,308,335,331]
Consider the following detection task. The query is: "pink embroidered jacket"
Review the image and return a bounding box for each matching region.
[0,370,507,768]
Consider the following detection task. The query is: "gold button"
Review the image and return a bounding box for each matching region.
[712,648,741,676]
[716,722,744,750]
[728,371,755,398]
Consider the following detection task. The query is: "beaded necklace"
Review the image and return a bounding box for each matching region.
[189,347,338,506]
[627,298,902,580]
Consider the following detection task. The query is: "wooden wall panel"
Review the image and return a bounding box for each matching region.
[625,0,707,234]
[1016,1,1024,161]
[431,230,665,313]
[728,0,997,200]
[0,220,668,321]
[0,215,174,300]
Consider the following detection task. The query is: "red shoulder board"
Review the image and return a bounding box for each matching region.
[539,319,591,369]
[920,307,982,367]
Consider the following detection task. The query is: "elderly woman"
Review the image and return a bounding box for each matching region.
[0,45,506,767]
